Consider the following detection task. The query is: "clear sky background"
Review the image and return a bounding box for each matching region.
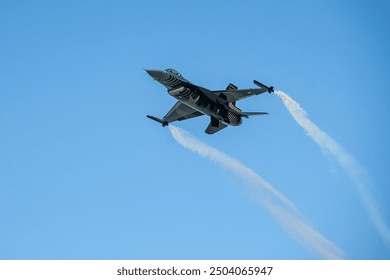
[1,0,389,259]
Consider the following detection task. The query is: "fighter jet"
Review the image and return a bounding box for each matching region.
[146,68,274,134]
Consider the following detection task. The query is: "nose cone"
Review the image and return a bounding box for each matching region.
[145,69,169,81]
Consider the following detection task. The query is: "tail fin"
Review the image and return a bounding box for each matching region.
[205,116,227,134]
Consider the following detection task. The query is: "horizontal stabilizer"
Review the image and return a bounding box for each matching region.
[226,83,238,90]
[239,111,268,118]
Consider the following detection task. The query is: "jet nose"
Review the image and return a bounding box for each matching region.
[145,69,169,81]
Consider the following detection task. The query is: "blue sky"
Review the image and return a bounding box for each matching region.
[0,0,389,259]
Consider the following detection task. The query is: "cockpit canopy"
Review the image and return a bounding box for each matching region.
[165,68,182,77]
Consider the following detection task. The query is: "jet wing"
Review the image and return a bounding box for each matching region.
[163,101,203,123]
[210,88,268,103]
[202,80,273,104]
[181,81,266,104]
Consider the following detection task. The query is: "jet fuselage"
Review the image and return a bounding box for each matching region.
[146,69,242,126]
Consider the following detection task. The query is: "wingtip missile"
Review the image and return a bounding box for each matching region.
[147,115,169,127]
[253,80,274,93]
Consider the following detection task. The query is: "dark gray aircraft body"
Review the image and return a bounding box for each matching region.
[146,69,274,134]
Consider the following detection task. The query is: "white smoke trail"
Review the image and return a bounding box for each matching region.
[169,125,344,259]
[275,90,390,247]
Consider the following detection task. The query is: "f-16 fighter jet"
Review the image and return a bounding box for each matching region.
[146,68,274,134]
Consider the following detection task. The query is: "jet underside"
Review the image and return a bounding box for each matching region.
[146,69,273,134]
[169,84,242,127]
